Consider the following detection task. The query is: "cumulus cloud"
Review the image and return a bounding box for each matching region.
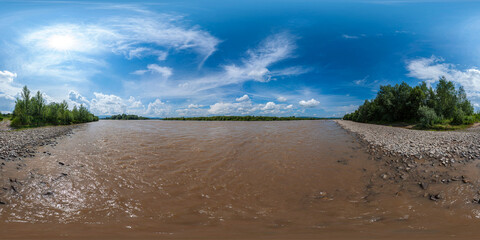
[406,56,480,102]
[0,70,17,83]
[262,102,276,110]
[299,98,320,108]
[146,99,170,116]
[208,100,294,115]
[235,94,250,102]
[68,90,90,107]
[188,104,203,108]
[67,91,146,116]
[89,92,127,115]
[133,64,173,78]
[277,96,287,102]
[0,70,22,111]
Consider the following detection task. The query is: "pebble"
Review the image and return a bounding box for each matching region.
[0,126,75,161]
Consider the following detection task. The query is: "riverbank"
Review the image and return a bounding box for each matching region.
[336,120,480,204]
[0,125,76,161]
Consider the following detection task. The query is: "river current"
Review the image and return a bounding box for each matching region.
[1,120,479,239]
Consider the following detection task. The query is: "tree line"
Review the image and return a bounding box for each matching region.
[163,116,323,121]
[104,114,149,120]
[11,86,98,128]
[343,77,477,128]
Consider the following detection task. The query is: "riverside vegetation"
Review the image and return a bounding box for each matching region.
[343,77,479,130]
[104,114,149,120]
[10,86,98,128]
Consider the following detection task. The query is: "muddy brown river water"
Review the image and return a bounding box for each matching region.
[1,120,480,239]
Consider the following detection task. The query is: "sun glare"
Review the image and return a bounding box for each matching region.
[47,34,76,51]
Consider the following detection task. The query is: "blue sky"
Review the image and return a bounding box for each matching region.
[1,0,480,117]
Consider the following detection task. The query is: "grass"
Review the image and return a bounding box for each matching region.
[417,123,475,131]
[355,119,478,131]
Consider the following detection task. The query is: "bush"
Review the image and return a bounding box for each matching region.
[10,117,22,127]
[451,108,465,125]
[418,106,438,128]
[463,115,476,125]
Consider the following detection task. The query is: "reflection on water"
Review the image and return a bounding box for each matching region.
[0,120,479,239]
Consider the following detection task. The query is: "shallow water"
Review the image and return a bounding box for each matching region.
[1,120,480,239]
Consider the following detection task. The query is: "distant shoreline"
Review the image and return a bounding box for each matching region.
[161,116,340,121]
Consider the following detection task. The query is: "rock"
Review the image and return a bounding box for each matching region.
[419,182,428,190]
[429,193,442,201]
[58,162,65,166]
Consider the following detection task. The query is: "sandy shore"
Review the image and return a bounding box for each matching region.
[336,120,480,203]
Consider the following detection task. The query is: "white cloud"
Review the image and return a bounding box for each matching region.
[277,96,287,102]
[235,94,250,102]
[188,104,203,108]
[0,70,17,83]
[18,12,220,85]
[299,98,320,108]
[90,92,127,115]
[0,70,22,111]
[208,102,251,115]
[146,99,170,116]
[133,64,173,78]
[125,47,168,61]
[68,90,90,107]
[354,75,369,85]
[172,32,308,95]
[223,32,297,83]
[406,56,480,104]
[262,102,276,110]
[75,92,145,116]
[208,100,293,115]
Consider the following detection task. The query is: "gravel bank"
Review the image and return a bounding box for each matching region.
[336,120,480,165]
[0,125,76,161]
[336,120,480,205]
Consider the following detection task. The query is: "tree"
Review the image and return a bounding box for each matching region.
[435,76,457,118]
[344,77,476,128]
[10,86,98,128]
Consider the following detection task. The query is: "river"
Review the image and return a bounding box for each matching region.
[0,120,479,239]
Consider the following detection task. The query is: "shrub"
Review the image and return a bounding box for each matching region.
[463,115,476,125]
[451,108,465,125]
[418,106,438,128]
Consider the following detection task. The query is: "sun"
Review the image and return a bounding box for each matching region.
[47,34,76,51]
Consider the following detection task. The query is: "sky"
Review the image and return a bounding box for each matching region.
[2,0,480,117]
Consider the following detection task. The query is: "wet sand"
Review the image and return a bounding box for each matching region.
[1,120,480,239]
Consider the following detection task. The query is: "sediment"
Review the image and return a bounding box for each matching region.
[336,120,480,165]
[0,125,76,161]
[335,120,480,204]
